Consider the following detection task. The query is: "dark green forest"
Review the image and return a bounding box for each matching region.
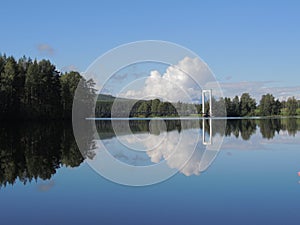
[96,93,300,118]
[95,98,200,118]
[224,93,300,117]
[0,54,95,120]
[1,54,300,119]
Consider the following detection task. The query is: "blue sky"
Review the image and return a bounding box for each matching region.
[1,0,300,100]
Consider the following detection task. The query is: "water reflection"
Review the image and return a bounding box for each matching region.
[1,118,300,187]
[0,122,93,187]
[94,118,300,178]
[94,119,222,178]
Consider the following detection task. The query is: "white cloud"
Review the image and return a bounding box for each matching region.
[225,75,232,81]
[119,57,215,103]
[113,72,128,81]
[218,80,300,101]
[37,43,54,55]
[61,64,79,72]
[37,180,55,192]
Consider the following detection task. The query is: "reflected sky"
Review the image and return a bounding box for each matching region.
[1,118,300,187]
[101,127,221,177]
[1,119,300,224]
[93,118,300,178]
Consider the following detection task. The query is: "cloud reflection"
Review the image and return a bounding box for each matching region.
[105,128,217,177]
[37,180,55,192]
[94,118,300,179]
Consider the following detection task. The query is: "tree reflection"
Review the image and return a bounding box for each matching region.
[1,118,300,186]
[217,119,256,140]
[281,118,299,136]
[95,118,300,141]
[258,118,300,139]
[0,122,92,187]
[258,119,281,139]
[226,118,300,140]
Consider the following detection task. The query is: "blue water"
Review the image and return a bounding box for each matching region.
[1,120,300,225]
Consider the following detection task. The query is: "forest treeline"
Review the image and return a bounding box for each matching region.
[0,54,95,120]
[96,93,300,118]
[224,93,300,117]
[95,98,199,117]
[1,54,300,119]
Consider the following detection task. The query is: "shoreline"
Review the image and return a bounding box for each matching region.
[86,116,300,120]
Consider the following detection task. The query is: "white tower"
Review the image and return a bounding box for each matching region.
[202,89,212,116]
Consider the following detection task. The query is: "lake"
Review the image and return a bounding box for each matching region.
[1,118,300,225]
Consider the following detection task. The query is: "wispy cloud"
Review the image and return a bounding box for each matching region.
[113,73,128,81]
[225,75,232,81]
[219,80,300,100]
[91,52,300,102]
[37,180,55,192]
[219,80,273,98]
[113,56,300,103]
[259,86,300,101]
[37,43,54,55]
[61,64,79,72]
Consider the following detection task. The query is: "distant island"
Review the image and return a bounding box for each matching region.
[0,54,299,120]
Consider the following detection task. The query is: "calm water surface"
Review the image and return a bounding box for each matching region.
[1,118,300,225]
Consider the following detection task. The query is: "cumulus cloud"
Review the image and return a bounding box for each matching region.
[37,43,55,55]
[119,57,215,103]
